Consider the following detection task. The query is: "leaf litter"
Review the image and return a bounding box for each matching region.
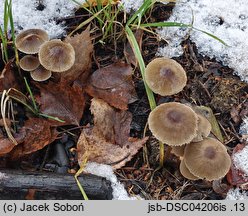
[77,98,148,169]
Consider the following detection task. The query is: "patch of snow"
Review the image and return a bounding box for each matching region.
[85,162,141,200]
[121,0,144,13]
[240,117,248,142]
[0,0,85,38]
[233,144,248,176]
[226,188,248,200]
[156,0,248,83]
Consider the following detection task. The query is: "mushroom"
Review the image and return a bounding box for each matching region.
[171,145,185,157]
[145,58,187,96]
[30,65,52,82]
[184,137,231,181]
[16,29,49,54]
[179,159,200,180]
[192,114,212,142]
[148,102,198,146]
[38,39,75,72]
[19,55,40,71]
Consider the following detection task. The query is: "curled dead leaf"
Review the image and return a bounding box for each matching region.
[77,98,147,169]
[9,117,58,159]
[85,62,138,110]
[35,80,85,126]
[60,27,93,84]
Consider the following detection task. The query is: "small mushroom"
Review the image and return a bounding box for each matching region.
[16,29,49,54]
[30,65,52,82]
[38,39,75,72]
[148,102,198,146]
[179,159,200,180]
[19,55,40,71]
[171,145,185,157]
[192,114,212,142]
[145,58,187,96]
[184,137,231,181]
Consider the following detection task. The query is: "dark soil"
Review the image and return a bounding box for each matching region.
[0,2,247,200]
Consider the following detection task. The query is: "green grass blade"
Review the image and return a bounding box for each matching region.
[24,77,38,113]
[38,113,65,123]
[3,0,9,36]
[140,22,228,46]
[192,27,228,46]
[125,26,156,110]
[8,0,19,65]
[126,0,153,26]
[0,27,9,63]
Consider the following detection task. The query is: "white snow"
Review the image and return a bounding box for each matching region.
[226,188,248,200]
[156,0,248,83]
[240,117,248,142]
[233,144,248,176]
[85,162,141,200]
[0,0,85,38]
[120,0,144,13]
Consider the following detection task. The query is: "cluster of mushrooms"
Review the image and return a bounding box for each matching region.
[145,58,231,181]
[16,29,75,81]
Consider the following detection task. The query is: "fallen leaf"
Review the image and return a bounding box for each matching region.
[35,80,85,126]
[85,62,138,110]
[9,117,58,159]
[124,29,143,67]
[77,98,147,169]
[0,129,26,156]
[90,98,132,146]
[60,27,93,85]
[78,127,148,169]
[0,61,21,92]
[227,144,248,189]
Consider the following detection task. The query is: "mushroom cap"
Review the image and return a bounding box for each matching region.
[19,55,40,71]
[148,102,198,146]
[171,145,185,157]
[145,58,187,96]
[30,65,52,82]
[180,159,200,180]
[38,39,75,72]
[184,137,231,181]
[16,29,49,54]
[192,114,212,142]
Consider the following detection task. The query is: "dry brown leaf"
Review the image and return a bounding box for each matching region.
[35,80,85,126]
[85,62,138,110]
[77,98,148,169]
[60,27,93,84]
[9,117,58,159]
[0,128,26,156]
[0,61,21,92]
[90,98,132,146]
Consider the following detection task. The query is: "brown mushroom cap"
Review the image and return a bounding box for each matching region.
[171,145,185,157]
[16,29,49,54]
[19,55,40,71]
[180,159,200,180]
[148,102,198,146]
[38,39,75,72]
[192,114,212,142]
[30,65,52,82]
[145,58,187,96]
[184,137,231,181]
